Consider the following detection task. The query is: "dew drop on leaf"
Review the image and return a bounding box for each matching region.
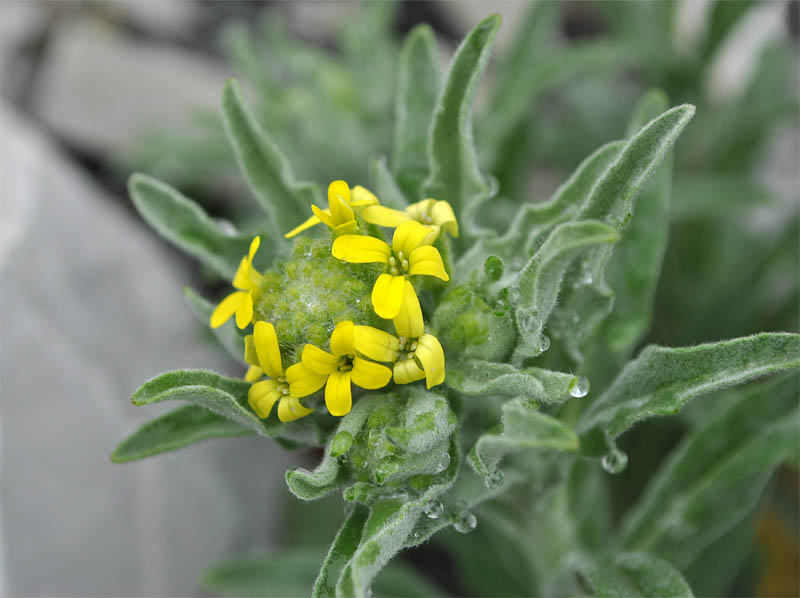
[537,334,550,352]
[519,313,539,333]
[508,286,521,304]
[434,452,451,473]
[601,449,628,474]
[569,376,590,398]
[424,500,444,519]
[484,469,504,489]
[454,511,477,533]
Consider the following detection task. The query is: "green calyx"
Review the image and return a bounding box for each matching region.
[253,236,381,360]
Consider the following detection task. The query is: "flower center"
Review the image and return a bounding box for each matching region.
[337,355,354,371]
[387,252,409,276]
[276,377,290,395]
[397,336,418,360]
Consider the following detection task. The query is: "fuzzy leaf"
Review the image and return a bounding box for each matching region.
[128,173,256,279]
[578,333,800,455]
[468,397,578,477]
[422,15,500,224]
[130,369,272,435]
[511,220,619,362]
[621,373,800,567]
[221,79,321,233]
[111,405,254,463]
[560,552,693,597]
[314,506,369,598]
[446,360,578,405]
[369,157,408,210]
[392,24,442,200]
[384,387,456,454]
[183,286,245,362]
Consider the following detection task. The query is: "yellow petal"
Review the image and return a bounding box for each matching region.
[234,292,254,329]
[285,214,321,238]
[210,291,246,328]
[277,396,314,422]
[311,204,336,228]
[415,333,445,388]
[332,235,391,264]
[329,191,355,226]
[393,358,425,385]
[392,280,424,338]
[244,365,263,383]
[361,205,411,228]
[351,357,393,390]
[325,371,352,416]
[231,256,252,290]
[328,180,351,206]
[353,325,399,362]
[371,273,406,319]
[351,185,379,206]
[405,199,436,221]
[330,320,355,356]
[244,334,259,367]
[392,220,435,257]
[301,344,340,375]
[431,201,459,237]
[248,379,280,418]
[253,321,283,378]
[248,236,261,261]
[286,362,328,397]
[408,246,449,281]
[333,220,358,236]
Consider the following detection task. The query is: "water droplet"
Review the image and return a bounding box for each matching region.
[485,174,500,198]
[433,452,451,473]
[454,511,477,533]
[569,376,590,398]
[303,246,313,258]
[581,271,594,285]
[508,286,521,305]
[424,500,444,519]
[519,313,539,334]
[537,334,550,352]
[364,587,373,598]
[571,313,580,324]
[601,449,628,474]
[355,298,361,304]
[484,469,504,489]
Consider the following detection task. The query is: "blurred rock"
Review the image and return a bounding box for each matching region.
[0,103,294,596]
[30,16,230,154]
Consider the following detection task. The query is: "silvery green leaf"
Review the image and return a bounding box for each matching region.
[555,552,693,597]
[392,24,442,200]
[446,360,578,405]
[221,79,321,234]
[422,15,500,229]
[111,405,254,463]
[578,333,800,455]
[183,286,245,362]
[620,373,799,567]
[511,220,619,363]
[467,397,579,478]
[369,157,408,210]
[128,173,257,279]
[384,387,456,454]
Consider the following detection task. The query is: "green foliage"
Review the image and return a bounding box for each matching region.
[117,6,799,597]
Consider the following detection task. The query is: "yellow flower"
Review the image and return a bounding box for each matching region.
[210,236,263,329]
[284,180,378,238]
[285,321,395,416]
[245,321,314,422]
[332,221,449,319]
[391,281,446,389]
[361,198,459,240]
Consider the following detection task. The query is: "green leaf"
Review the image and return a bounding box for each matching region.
[422,15,500,226]
[392,24,442,201]
[620,373,800,567]
[183,286,245,362]
[579,104,695,228]
[111,405,254,463]
[128,173,256,279]
[557,552,693,597]
[578,333,800,455]
[467,397,578,478]
[446,360,579,405]
[369,157,408,210]
[314,506,370,598]
[384,387,456,454]
[511,220,619,363]
[596,90,672,360]
[130,369,272,435]
[221,79,321,234]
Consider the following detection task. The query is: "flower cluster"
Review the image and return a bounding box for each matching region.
[209,181,457,422]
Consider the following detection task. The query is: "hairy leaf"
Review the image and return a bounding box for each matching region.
[221,79,321,233]
[392,24,442,200]
[183,286,245,362]
[578,333,800,455]
[468,397,579,477]
[128,173,256,279]
[422,15,500,228]
[111,405,254,463]
[384,387,456,454]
